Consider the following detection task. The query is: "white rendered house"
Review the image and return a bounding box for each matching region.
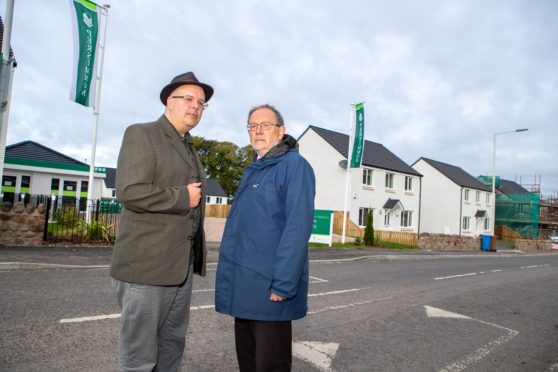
[412,157,493,236]
[298,126,422,232]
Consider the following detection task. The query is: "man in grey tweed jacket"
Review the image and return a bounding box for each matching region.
[110,71,213,372]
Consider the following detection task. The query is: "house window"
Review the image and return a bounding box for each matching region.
[486,193,490,204]
[362,168,373,186]
[401,211,413,227]
[462,216,471,230]
[475,191,480,202]
[484,218,490,230]
[384,212,390,226]
[358,207,372,226]
[20,175,31,193]
[385,173,394,189]
[404,176,412,191]
[2,175,16,189]
[464,189,470,201]
[51,178,60,195]
[216,197,223,204]
[205,196,211,204]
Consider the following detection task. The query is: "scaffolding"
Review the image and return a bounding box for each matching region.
[495,193,540,239]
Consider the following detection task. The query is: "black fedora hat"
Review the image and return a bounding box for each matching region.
[160,71,214,105]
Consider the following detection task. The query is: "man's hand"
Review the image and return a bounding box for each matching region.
[270,292,286,302]
[187,182,202,208]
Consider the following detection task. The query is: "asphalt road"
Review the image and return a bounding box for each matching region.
[1,247,557,371]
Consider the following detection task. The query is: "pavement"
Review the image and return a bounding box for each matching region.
[1,241,555,271]
[2,217,556,270]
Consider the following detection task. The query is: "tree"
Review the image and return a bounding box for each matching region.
[363,209,374,246]
[193,136,255,199]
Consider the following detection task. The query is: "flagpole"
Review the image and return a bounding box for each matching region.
[0,0,15,196]
[86,4,110,223]
[341,105,356,244]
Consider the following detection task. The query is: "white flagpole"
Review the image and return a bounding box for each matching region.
[0,0,15,195]
[86,4,110,223]
[341,105,356,244]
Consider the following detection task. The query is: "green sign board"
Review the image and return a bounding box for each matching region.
[310,210,333,246]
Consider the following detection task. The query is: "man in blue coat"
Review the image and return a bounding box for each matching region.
[215,104,315,371]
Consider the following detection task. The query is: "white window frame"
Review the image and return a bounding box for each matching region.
[464,189,470,201]
[486,193,490,204]
[358,207,373,226]
[462,216,471,230]
[385,173,394,189]
[475,191,480,203]
[362,168,373,186]
[216,197,223,204]
[384,212,390,227]
[401,211,413,227]
[404,176,412,191]
[484,217,490,230]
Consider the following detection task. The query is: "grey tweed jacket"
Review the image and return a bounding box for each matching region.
[110,115,207,285]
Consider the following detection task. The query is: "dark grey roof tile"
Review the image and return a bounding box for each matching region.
[415,157,491,191]
[304,125,421,176]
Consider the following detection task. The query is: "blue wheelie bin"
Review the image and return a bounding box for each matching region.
[481,234,491,251]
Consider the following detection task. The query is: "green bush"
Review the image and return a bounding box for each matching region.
[55,205,80,228]
[363,210,374,246]
[84,221,115,243]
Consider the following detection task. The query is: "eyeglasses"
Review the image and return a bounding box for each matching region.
[171,95,208,109]
[247,122,282,131]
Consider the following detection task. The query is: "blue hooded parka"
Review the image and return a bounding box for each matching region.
[215,135,315,321]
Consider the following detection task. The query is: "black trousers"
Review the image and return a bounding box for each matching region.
[234,318,292,372]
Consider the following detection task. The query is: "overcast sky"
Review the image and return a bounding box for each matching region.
[2,0,557,195]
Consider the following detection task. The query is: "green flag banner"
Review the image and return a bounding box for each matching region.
[69,0,101,107]
[350,102,365,168]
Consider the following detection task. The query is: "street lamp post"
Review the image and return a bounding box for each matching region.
[491,128,528,235]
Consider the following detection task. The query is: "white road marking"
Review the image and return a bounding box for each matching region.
[491,269,503,273]
[520,264,549,269]
[193,288,215,293]
[310,275,329,283]
[424,306,471,320]
[293,341,339,372]
[424,306,519,372]
[59,286,378,323]
[59,313,121,323]
[308,287,369,297]
[308,297,393,315]
[434,272,477,280]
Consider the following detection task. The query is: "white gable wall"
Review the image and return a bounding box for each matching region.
[298,129,348,212]
[413,159,493,237]
[413,159,461,234]
[299,128,420,232]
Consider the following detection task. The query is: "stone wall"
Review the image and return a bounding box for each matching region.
[418,233,481,251]
[0,202,45,246]
[514,238,551,251]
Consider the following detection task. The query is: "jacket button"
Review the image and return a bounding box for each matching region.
[187,235,192,240]
[190,214,194,219]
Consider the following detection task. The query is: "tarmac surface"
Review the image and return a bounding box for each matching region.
[1,242,552,271]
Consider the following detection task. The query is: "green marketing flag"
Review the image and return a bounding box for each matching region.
[350,102,365,168]
[69,0,101,107]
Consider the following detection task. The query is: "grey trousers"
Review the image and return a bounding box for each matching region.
[112,264,194,372]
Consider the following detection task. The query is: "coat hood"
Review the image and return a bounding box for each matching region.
[258,134,298,161]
